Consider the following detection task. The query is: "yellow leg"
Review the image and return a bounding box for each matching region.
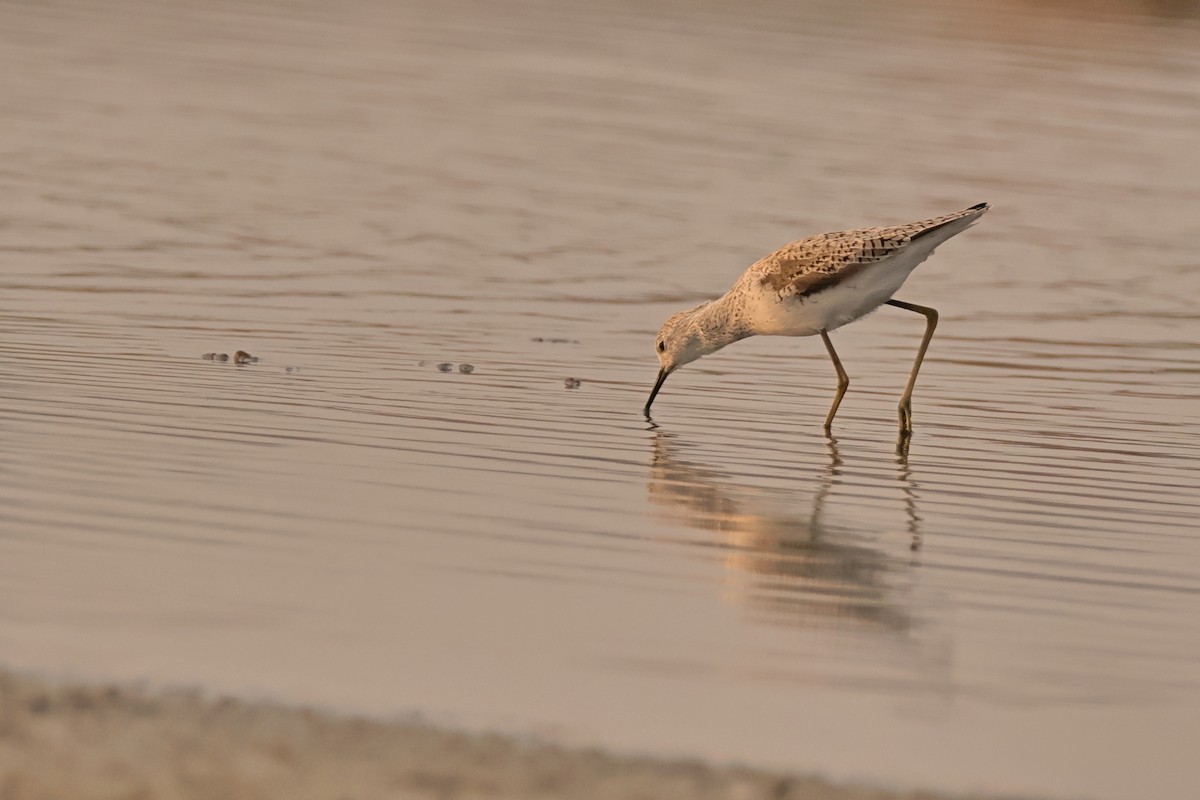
[819,329,849,433]
[886,299,939,434]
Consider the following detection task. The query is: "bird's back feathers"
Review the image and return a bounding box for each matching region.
[750,203,989,299]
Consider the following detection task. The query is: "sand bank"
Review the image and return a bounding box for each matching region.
[0,669,1007,800]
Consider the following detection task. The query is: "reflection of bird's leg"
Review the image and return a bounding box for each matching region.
[826,435,844,476]
[818,330,850,434]
[895,433,922,552]
[808,435,843,535]
[885,299,938,434]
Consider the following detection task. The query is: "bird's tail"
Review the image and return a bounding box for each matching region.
[909,202,990,243]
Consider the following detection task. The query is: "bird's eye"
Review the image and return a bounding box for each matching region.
[656,341,666,353]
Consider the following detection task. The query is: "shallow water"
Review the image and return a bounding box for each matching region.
[3,0,1200,797]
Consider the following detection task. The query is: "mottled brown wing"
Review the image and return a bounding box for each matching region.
[753,204,988,299]
[754,228,911,299]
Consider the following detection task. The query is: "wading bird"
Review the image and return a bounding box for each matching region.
[644,203,989,433]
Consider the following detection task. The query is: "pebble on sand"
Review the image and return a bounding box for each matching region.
[204,351,259,364]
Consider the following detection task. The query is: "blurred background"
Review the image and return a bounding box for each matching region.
[2,0,1200,798]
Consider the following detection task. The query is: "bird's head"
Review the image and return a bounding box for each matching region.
[653,303,712,374]
[644,303,715,415]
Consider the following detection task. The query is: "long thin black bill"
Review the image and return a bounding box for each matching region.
[644,368,669,416]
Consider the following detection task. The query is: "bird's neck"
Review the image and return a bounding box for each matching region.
[689,294,752,351]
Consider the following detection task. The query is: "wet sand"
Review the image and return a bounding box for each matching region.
[0,668,992,800]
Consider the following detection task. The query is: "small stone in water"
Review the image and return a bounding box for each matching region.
[437,362,454,372]
[234,350,259,365]
[202,353,230,362]
[564,377,581,389]
[458,364,474,374]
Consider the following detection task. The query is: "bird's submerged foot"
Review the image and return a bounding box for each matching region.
[898,399,913,434]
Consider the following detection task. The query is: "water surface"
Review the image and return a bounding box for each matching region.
[3,1,1200,798]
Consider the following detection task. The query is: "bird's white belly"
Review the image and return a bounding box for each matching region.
[750,259,919,336]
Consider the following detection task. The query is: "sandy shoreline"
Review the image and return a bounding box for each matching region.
[0,668,1011,800]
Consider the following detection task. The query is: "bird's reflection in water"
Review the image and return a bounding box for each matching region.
[647,431,924,634]
[897,433,922,553]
